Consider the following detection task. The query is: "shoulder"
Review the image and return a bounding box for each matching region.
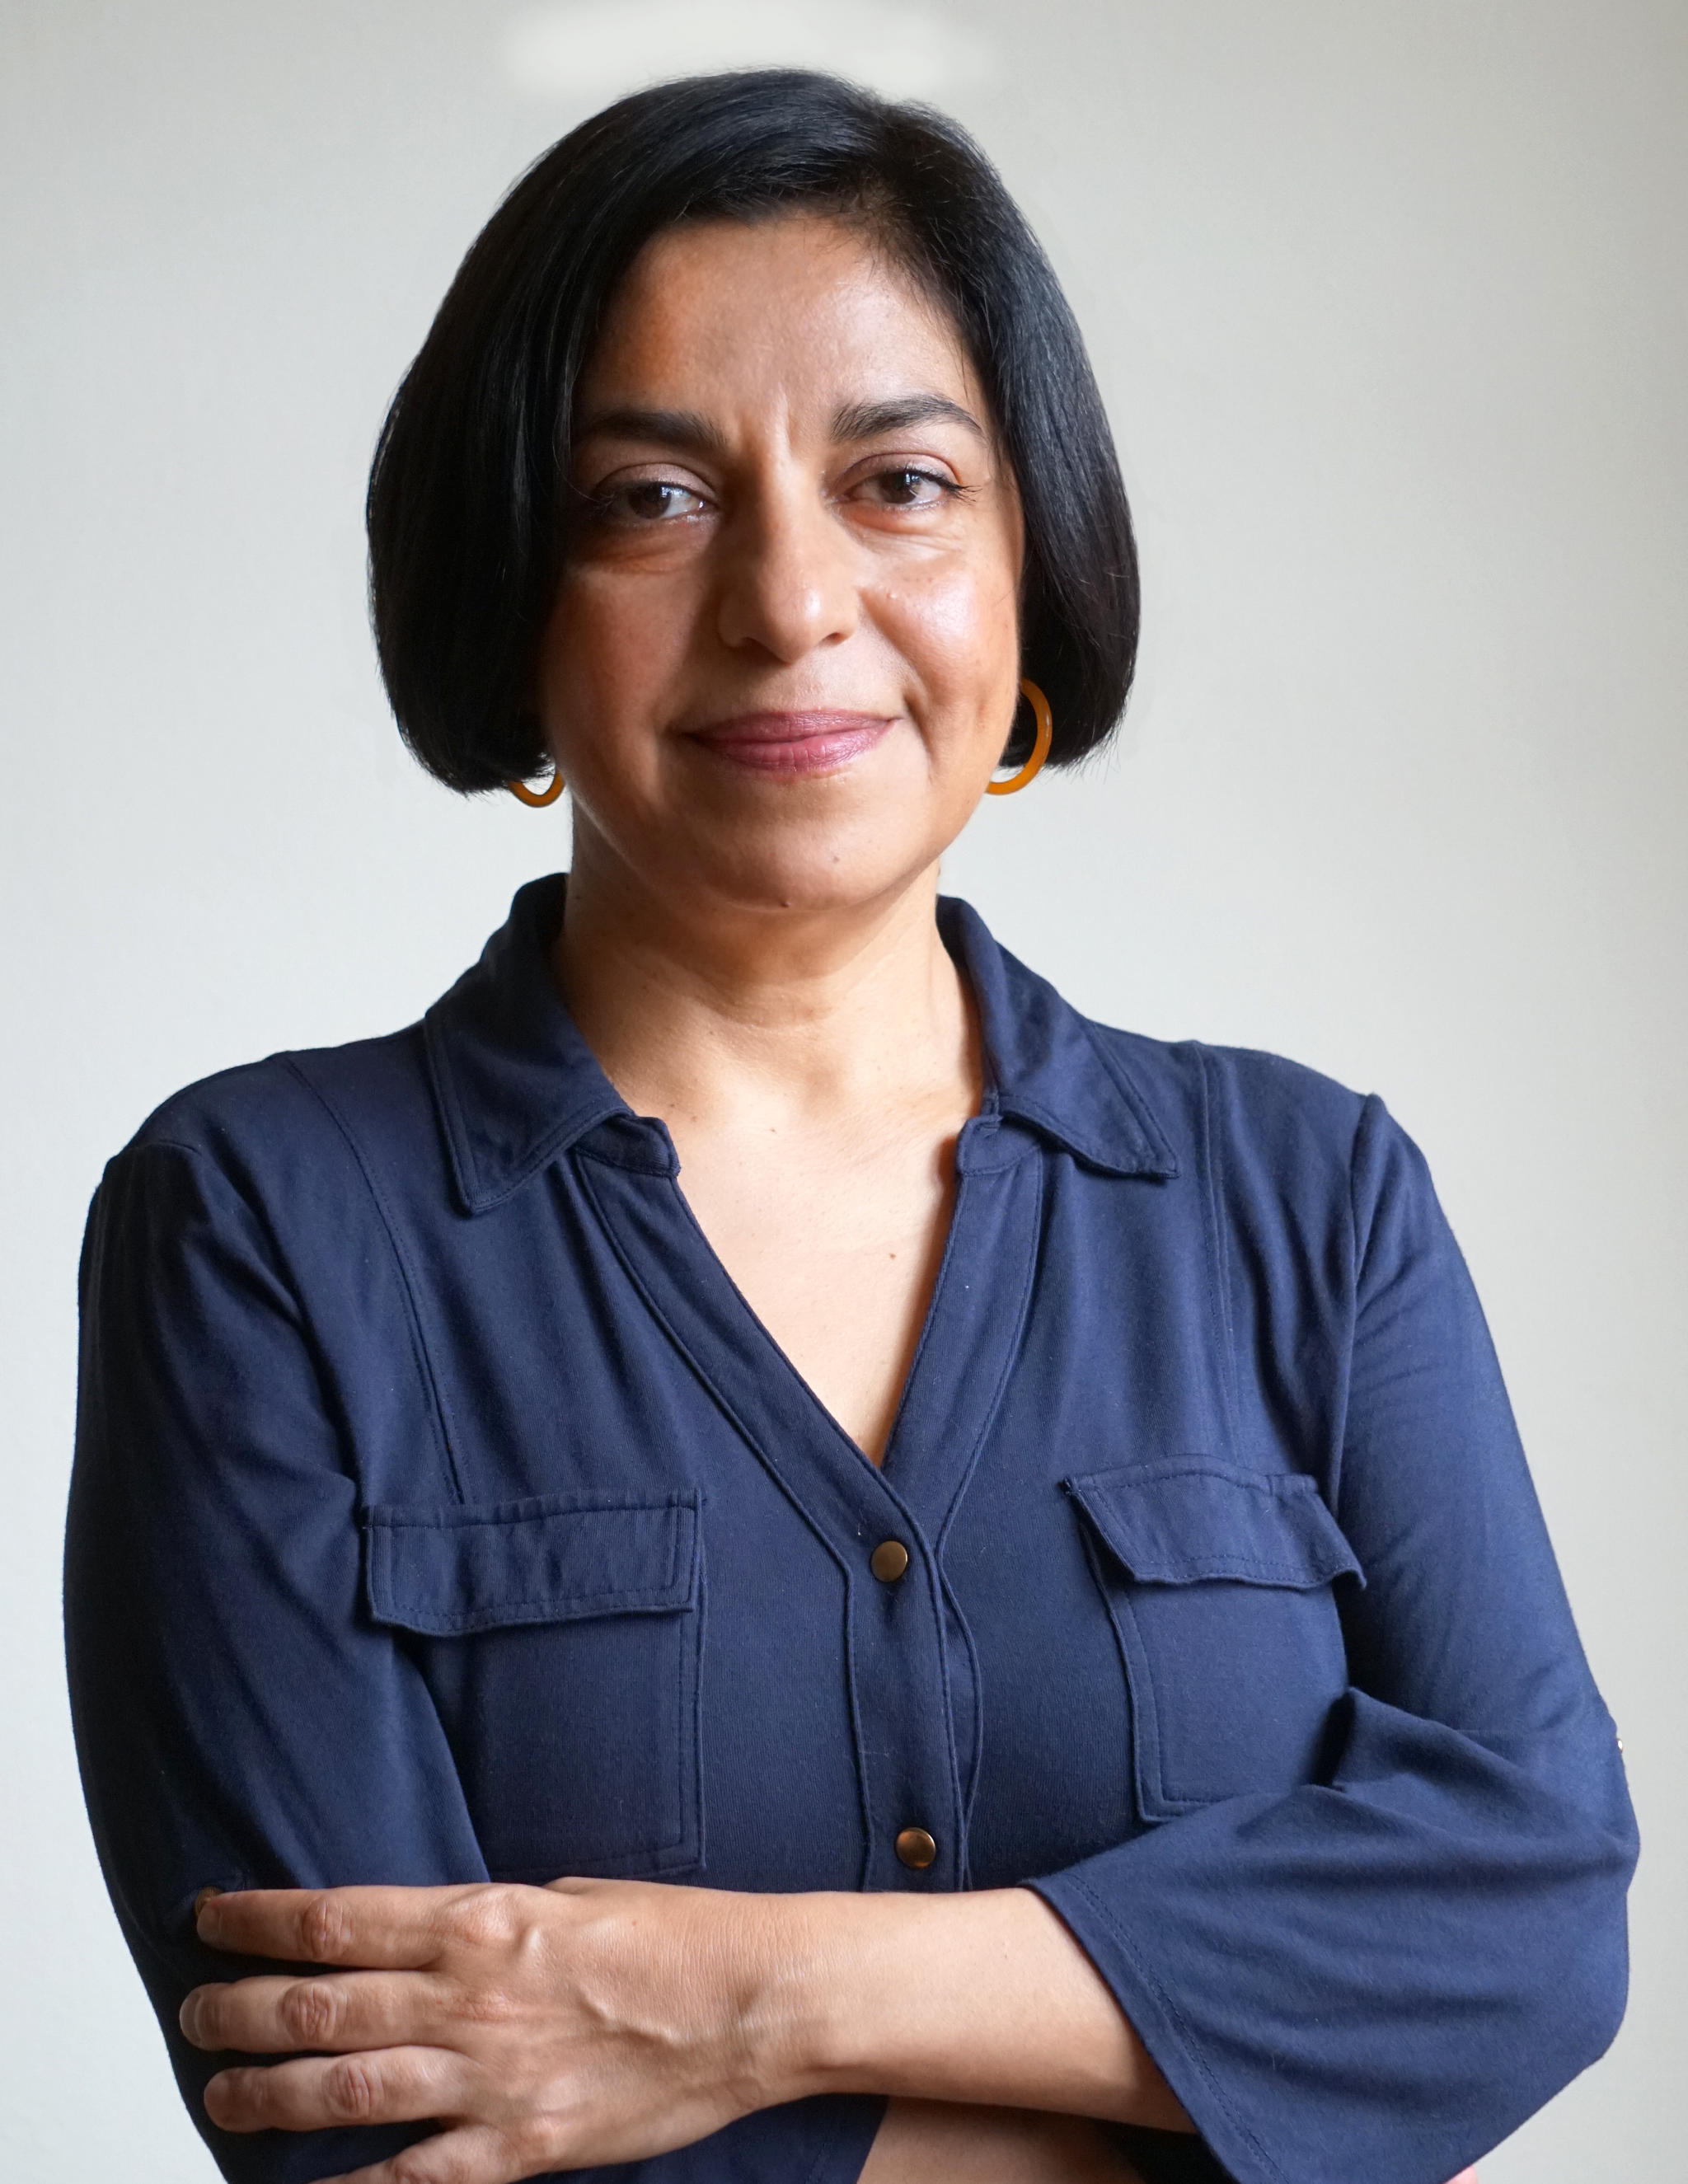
[1082,1017,1438,1283]
[1082,1016,1378,1170]
[82,1027,452,1350]
[105,1021,439,1221]
[960,903,1381,1192]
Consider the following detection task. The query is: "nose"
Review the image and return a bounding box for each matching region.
[714,479,859,663]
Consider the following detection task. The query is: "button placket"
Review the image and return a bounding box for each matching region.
[851,1520,963,1889]
[577,1151,969,1892]
[574,1126,1067,1896]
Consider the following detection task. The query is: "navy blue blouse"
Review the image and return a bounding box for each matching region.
[66,879,1636,2184]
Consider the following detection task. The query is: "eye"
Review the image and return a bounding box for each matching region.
[592,478,709,523]
[856,465,958,509]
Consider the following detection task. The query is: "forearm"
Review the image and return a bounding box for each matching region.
[745,1885,1192,2131]
[183,1875,1191,2182]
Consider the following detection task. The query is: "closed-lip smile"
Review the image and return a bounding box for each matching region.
[688,710,892,776]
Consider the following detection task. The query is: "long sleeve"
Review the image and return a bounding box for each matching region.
[65,1130,881,2184]
[1032,1094,1638,2184]
[66,1138,489,2178]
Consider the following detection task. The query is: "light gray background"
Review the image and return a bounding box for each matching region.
[3,2,1682,2176]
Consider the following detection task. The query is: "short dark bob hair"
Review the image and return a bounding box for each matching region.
[368,69,1138,791]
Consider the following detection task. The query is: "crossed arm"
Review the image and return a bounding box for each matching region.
[85,1127,1547,2184]
[181,1876,1192,2183]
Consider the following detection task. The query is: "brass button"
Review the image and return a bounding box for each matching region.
[870,1539,910,1583]
[895,1826,937,1870]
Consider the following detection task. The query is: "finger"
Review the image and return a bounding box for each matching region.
[203,2045,467,2134]
[197,1885,479,1968]
[181,1971,444,2055]
[320,2124,543,2184]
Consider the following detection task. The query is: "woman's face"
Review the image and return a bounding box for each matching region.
[534,211,1025,922]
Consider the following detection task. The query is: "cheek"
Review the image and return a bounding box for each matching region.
[873,557,1020,712]
[539,572,696,746]
[549,569,691,682]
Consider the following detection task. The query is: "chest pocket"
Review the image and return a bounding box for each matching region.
[1065,1460,1360,1821]
[364,1491,703,1882]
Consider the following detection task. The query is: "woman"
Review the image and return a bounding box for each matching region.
[66,69,1634,2184]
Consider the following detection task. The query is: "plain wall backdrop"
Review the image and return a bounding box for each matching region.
[3,2,1683,2176]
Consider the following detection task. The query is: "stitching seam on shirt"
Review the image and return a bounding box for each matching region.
[1077,1021,1183,1173]
[281,1057,466,1504]
[1074,1461,1315,1496]
[916,1176,973,1865]
[1193,1044,1245,1456]
[1114,1553,1347,1582]
[376,1591,693,1628]
[126,1137,377,1509]
[575,1141,676,1178]
[421,1007,484,1211]
[1061,1871,1289,2184]
[935,1156,1044,1545]
[685,1532,706,1872]
[933,1157,1045,1864]
[370,1490,697,1526]
[1334,1093,1384,1522]
[1071,1462,1320,1500]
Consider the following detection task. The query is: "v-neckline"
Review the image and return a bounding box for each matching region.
[572,1108,1045,1548]
[564,908,997,1481]
[659,1122,973,1478]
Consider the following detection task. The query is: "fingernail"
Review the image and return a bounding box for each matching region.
[194,1886,223,1927]
[178,1990,201,2041]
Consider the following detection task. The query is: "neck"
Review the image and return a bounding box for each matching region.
[551,831,978,1128]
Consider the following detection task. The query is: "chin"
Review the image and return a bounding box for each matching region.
[696,820,940,919]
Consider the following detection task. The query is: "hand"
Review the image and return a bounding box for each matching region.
[182,1877,1190,2182]
[181,1877,785,2184]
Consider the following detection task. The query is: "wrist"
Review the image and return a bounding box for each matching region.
[717,1888,1038,2106]
[712,1884,1192,2131]
[706,1886,845,2113]
[738,1887,930,2102]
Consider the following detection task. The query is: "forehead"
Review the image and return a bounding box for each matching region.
[579,213,982,415]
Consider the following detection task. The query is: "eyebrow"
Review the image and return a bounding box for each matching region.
[572,391,986,455]
[831,393,986,443]
[572,405,728,457]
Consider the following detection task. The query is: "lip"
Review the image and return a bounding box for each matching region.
[688,710,892,777]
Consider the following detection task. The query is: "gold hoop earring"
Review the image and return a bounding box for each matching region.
[506,770,565,808]
[986,679,1053,795]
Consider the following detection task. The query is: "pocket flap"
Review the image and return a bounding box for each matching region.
[1064,1460,1361,1590]
[363,1491,701,1635]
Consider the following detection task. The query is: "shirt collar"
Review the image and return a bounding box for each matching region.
[425,875,1176,1216]
[936,897,1178,1180]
